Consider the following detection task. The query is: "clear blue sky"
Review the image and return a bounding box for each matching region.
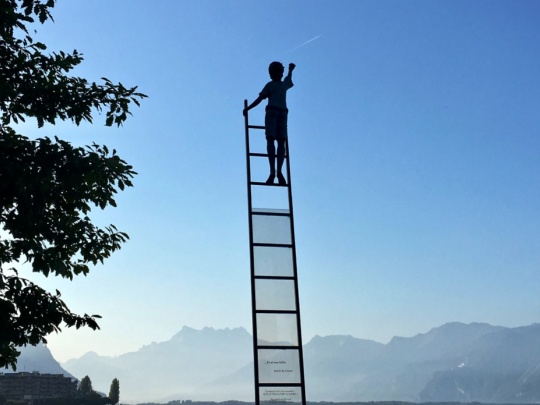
[21,0,540,362]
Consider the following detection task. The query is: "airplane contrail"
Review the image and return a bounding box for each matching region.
[288,34,322,53]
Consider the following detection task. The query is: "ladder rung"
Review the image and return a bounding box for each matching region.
[256,309,297,314]
[250,181,288,187]
[253,242,293,248]
[248,125,265,130]
[249,153,288,158]
[251,210,290,217]
[257,345,300,350]
[254,275,295,280]
[259,383,303,387]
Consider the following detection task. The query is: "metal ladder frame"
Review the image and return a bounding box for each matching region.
[244,100,307,405]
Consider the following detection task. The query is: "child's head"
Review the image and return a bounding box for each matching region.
[268,61,284,81]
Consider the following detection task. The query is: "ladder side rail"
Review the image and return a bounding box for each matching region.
[244,99,261,405]
[284,139,308,405]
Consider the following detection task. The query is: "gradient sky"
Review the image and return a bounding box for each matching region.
[17,0,540,363]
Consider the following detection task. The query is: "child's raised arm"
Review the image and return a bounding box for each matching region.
[288,63,296,79]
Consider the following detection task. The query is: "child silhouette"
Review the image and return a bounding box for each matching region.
[244,62,296,185]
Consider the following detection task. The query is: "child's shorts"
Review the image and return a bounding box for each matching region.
[265,106,288,140]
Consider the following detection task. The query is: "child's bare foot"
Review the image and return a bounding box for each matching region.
[277,173,287,186]
[265,174,275,184]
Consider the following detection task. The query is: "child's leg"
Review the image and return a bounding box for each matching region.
[276,143,286,185]
[276,139,287,185]
[276,139,285,175]
[265,109,278,184]
[266,139,276,183]
[275,110,287,185]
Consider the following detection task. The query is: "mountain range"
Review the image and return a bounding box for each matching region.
[5,343,74,378]
[10,322,540,404]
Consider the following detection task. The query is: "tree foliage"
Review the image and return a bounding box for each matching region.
[79,375,93,396]
[0,0,147,369]
[108,378,120,404]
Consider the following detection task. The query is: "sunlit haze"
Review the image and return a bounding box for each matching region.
[19,0,540,363]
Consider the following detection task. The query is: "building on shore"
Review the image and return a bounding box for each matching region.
[0,372,78,402]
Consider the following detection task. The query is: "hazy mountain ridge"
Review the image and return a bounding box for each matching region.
[15,323,540,403]
[62,326,253,402]
[4,343,73,378]
[419,324,540,403]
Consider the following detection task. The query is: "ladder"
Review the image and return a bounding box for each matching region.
[243,100,307,405]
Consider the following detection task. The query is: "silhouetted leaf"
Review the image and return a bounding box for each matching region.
[0,0,145,370]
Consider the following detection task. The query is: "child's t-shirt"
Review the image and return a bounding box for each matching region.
[259,74,294,110]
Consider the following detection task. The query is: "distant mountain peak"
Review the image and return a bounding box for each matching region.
[388,321,505,346]
[10,343,73,378]
[171,325,250,342]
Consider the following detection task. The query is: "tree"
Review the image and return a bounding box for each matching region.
[0,0,146,369]
[108,378,120,404]
[79,375,93,396]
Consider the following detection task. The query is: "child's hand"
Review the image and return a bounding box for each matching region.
[289,63,296,71]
